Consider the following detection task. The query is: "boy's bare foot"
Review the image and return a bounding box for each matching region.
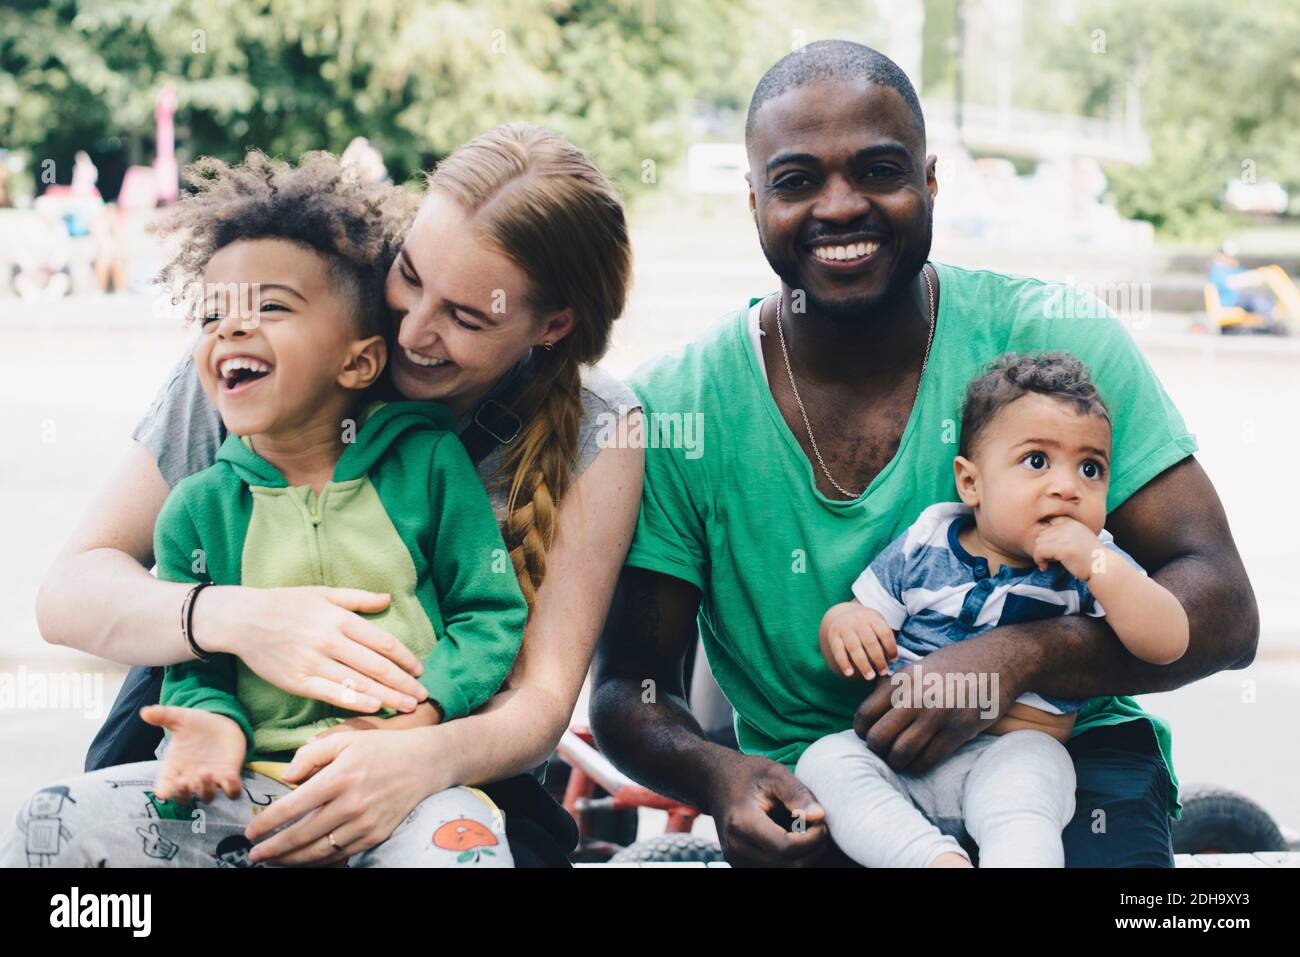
[929,851,974,868]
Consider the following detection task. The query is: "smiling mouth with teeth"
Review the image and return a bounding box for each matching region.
[217,355,274,393]
[404,347,453,368]
[810,240,881,263]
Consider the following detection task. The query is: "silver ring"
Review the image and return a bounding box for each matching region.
[327,832,339,850]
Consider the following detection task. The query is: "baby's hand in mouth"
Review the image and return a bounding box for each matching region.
[1031,516,1101,579]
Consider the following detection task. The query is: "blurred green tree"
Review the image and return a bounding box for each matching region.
[0,0,758,199]
[1025,0,1300,238]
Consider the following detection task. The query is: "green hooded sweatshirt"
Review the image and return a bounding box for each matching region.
[156,400,528,760]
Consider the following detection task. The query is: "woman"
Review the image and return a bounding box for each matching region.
[34,124,644,866]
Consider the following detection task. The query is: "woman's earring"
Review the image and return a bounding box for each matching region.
[542,340,554,351]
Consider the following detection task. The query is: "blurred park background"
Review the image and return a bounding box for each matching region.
[2,0,1299,842]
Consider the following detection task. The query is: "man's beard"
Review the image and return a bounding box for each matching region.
[759,210,933,326]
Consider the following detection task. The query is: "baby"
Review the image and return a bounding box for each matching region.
[2,152,527,868]
[796,352,1188,868]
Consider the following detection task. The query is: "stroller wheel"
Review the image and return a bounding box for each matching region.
[1171,784,1286,854]
[608,833,725,864]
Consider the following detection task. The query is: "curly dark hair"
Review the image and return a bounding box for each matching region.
[958,352,1111,459]
[152,150,416,337]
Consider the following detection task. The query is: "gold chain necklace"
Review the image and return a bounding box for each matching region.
[774,264,937,499]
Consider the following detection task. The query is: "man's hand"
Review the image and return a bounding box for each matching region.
[819,601,898,679]
[1032,516,1103,580]
[706,752,828,867]
[140,705,246,804]
[593,568,833,866]
[853,634,1022,774]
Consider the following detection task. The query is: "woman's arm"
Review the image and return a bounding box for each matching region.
[439,411,646,782]
[36,440,429,711]
[36,440,194,664]
[244,413,645,864]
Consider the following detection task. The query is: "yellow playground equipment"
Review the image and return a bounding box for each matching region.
[1203,264,1300,334]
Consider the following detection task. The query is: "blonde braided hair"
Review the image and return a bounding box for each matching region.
[427,124,631,606]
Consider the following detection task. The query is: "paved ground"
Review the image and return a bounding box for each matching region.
[2,216,1298,841]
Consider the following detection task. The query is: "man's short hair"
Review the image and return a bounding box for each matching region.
[959,353,1111,460]
[745,39,926,147]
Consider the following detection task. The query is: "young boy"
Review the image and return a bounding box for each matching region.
[796,352,1188,868]
[2,152,527,868]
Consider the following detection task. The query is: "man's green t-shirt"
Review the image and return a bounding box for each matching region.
[626,263,1198,817]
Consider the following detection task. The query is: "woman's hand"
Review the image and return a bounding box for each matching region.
[195,585,429,714]
[244,726,452,866]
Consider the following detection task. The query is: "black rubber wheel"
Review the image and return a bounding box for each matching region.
[543,756,639,847]
[1170,784,1286,855]
[608,833,725,864]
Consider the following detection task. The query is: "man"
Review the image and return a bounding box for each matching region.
[1209,241,1279,330]
[591,40,1258,867]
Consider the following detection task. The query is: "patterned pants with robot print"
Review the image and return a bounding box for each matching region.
[1,759,512,868]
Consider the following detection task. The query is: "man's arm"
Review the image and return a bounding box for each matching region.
[856,457,1258,772]
[591,567,721,807]
[590,566,828,866]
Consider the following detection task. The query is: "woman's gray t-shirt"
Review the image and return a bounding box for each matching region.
[133,347,642,519]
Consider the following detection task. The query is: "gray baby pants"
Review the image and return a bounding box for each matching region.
[796,728,1076,867]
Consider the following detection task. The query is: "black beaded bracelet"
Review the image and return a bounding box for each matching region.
[181,582,213,662]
